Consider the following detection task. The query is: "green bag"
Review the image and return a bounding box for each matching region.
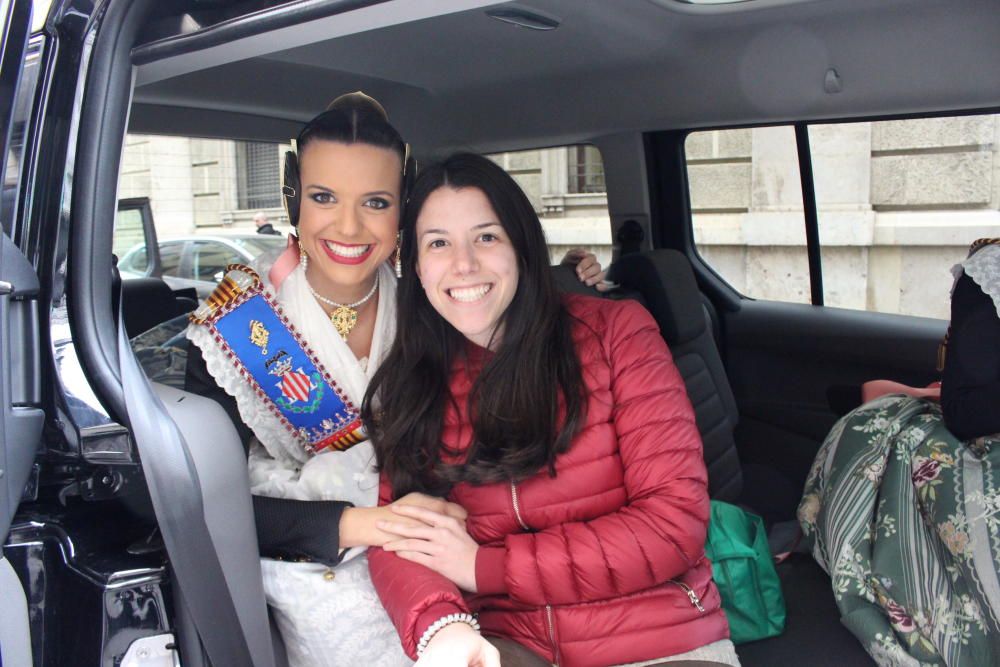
[703,500,786,644]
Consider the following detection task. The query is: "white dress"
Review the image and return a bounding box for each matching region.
[187,261,412,667]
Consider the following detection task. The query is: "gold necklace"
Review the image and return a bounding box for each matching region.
[301,253,379,339]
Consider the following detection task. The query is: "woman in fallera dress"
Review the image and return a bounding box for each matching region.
[184,93,607,667]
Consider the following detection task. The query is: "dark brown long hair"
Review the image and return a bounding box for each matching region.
[362,153,585,497]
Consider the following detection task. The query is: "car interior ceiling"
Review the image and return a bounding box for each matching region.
[92,0,1000,664]
[128,0,1000,149]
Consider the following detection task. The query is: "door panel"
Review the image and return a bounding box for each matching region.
[0,0,41,542]
[0,235,42,540]
[722,299,945,516]
[0,2,41,665]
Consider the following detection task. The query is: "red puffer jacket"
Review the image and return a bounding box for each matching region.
[369,295,728,667]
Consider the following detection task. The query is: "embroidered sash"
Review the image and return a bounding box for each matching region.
[190,264,366,455]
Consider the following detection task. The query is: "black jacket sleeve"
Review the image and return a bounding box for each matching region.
[941,275,1000,441]
[252,496,349,567]
[184,340,352,565]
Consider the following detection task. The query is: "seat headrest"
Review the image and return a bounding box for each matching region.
[122,278,196,337]
[608,249,706,345]
[550,263,602,297]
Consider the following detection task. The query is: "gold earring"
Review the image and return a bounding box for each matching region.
[394,232,402,278]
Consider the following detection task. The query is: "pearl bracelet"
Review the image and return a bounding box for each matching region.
[416,612,481,656]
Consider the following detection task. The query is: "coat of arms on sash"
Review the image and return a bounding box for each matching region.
[190,265,366,454]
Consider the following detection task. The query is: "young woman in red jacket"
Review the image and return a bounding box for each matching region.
[363,154,736,667]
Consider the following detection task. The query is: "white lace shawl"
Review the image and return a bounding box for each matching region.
[952,243,1000,318]
[186,261,397,517]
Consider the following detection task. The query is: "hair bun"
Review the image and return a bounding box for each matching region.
[326,91,389,122]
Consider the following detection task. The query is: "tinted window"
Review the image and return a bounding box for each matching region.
[193,242,243,281]
[230,236,286,259]
[160,243,184,277]
[114,207,148,272]
[120,244,148,274]
[2,38,43,241]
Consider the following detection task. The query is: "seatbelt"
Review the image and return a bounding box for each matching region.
[116,300,268,667]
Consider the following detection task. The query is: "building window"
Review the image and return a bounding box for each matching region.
[568,145,605,194]
[237,142,281,210]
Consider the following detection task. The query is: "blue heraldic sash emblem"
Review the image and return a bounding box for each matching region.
[190,265,366,455]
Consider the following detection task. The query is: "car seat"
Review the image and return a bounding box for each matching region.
[603,250,875,666]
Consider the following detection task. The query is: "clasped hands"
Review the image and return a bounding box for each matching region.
[377,494,480,593]
[370,494,496,666]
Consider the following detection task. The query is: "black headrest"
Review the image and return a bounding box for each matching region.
[550,263,603,297]
[608,250,705,345]
[122,278,196,337]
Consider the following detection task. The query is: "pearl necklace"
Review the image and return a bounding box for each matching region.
[301,251,379,339]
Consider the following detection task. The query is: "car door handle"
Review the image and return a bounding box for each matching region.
[0,281,13,295]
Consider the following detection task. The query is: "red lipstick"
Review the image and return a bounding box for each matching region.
[318,240,375,265]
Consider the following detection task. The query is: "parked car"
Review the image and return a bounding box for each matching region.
[118,233,287,297]
[1,1,996,667]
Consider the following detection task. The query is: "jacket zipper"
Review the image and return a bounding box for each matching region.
[510,486,702,658]
[545,604,561,666]
[512,484,558,663]
[510,482,530,530]
[669,579,706,612]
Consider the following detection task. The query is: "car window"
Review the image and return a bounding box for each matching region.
[120,244,148,274]
[119,134,289,232]
[229,235,287,260]
[159,243,183,277]
[2,36,43,243]
[116,134,291,279]
[114,207,148,272]
[810,115,1000,319]
[192,242,244,282]
[685,126,810,304]
[486,146,611,268]
[686,116,1000,318]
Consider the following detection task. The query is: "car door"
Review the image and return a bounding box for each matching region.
[114,197,160,278]
[64,1,278,662]
[0,1,45,664]
[647,125,949,519]
[157,240,192,293]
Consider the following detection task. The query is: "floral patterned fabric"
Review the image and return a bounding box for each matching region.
[798,395,1000,666]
